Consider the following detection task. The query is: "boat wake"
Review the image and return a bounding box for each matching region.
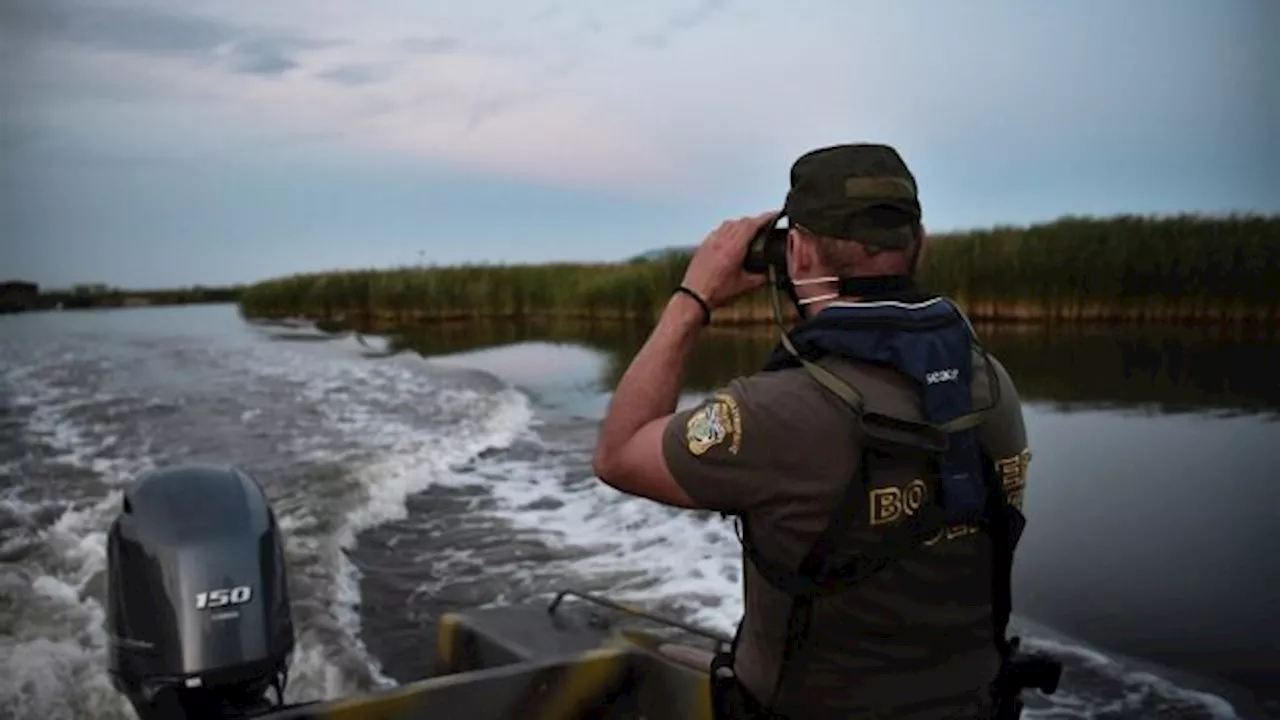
[0,319,533,718]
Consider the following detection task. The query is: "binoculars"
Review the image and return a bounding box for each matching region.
[741,213,789,275]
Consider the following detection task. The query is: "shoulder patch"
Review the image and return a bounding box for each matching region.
[685,392,743,456]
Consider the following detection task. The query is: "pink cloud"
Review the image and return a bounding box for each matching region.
[35,29,692,194]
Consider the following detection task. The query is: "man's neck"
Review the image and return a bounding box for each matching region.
[804,274,917,307]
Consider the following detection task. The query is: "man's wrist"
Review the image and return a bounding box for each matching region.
[666,292,709,330]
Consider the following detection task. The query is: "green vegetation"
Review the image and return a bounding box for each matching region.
[31,284,243,311]
[917,214,1279,322]
[238,214,1280,327]
[238,257,695,327]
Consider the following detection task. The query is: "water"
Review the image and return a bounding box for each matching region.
[1,304,1276,719]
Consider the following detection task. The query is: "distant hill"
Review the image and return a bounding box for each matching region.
[628,246,696,262]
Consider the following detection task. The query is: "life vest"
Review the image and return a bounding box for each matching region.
[711,290,1022,717]
[761,293,991,522]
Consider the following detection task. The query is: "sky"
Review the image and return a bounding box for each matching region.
[2,0,1277,290]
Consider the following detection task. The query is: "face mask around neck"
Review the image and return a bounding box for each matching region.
[780,274,917,318]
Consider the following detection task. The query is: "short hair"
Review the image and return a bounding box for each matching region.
[796,207,923,276]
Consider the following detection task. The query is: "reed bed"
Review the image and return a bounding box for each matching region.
[33,285,242,311]
[238,214,1280,327]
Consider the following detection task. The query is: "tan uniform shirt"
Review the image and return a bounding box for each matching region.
[662,347,1031,720]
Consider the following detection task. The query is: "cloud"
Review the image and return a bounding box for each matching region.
[1,0,344,83]
[1,0,234,56]
[317,63,388,87]
[634,0,731,50]
[23,0,1266,203]
[2,0,691,191]
[257,45,681,188]
[401,36,462,54]
[220,38,301,76]
[668,0,730,31]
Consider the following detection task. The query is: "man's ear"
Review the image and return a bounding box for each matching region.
[787,227,810,276]
[912,224,928,273]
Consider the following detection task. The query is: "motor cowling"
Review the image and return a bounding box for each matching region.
[106,464,294,719]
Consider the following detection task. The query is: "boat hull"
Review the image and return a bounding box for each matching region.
[259,596,722,720]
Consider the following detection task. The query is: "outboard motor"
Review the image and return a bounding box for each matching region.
[106,464,295,719]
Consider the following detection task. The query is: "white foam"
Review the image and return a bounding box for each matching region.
[2,636,132,720]
[423,446,744,632]
[0,490,131,719]
[1020,637,1241,720]
[3,329,541,712]
[321,382,535,697]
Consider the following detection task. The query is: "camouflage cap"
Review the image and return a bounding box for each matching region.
[783,143,921,249]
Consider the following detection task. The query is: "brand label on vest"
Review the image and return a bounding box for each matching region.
[925,368,959,385]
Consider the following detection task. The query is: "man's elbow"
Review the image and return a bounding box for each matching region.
[593,443,640,495]
[591,445,619,485]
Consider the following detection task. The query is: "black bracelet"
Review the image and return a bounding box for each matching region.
[674,286,712,325]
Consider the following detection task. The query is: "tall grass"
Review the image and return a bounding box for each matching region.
[34,285,243,311]
[917,213,1280,322]
[239,214,1280,326]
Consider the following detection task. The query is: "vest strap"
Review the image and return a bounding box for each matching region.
[797,356,866,414]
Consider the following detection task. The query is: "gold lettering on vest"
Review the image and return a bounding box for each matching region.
[870,478,982,545]
[870,487,903,526]
[870,479,931,526]
[995,448,1031,510]
[903,479,927,515]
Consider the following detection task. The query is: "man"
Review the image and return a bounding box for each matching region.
[592,144,1032,719]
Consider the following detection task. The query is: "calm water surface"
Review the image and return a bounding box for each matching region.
[1,304,1276,720]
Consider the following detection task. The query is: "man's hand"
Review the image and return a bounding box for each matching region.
[591,211,777,510]
[681,212,775,310]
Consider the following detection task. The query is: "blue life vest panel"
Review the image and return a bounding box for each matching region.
[761,296,987,522]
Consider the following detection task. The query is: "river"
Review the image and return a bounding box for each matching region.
[1,304,1276,719]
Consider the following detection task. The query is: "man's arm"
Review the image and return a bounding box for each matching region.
[591,294,707,508]
[591,212,774,509]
